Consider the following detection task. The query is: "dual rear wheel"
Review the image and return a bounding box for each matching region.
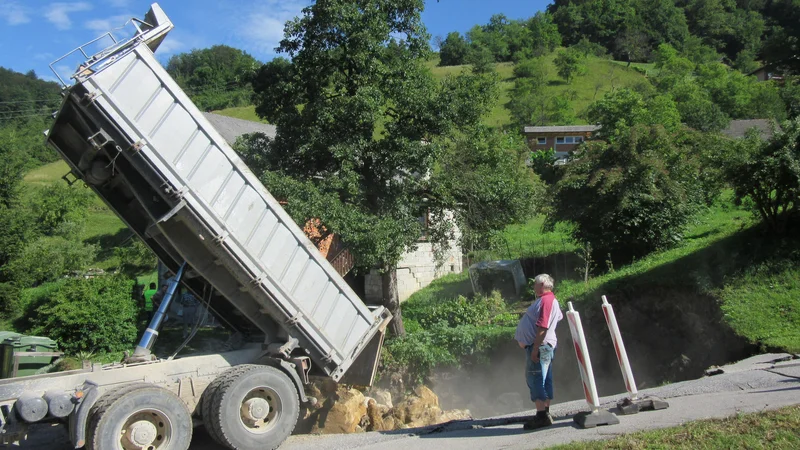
[85,365,299,450]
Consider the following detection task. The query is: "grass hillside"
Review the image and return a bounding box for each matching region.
[23,161,129,270]
[406,192,800,355]
[215,53,651,129]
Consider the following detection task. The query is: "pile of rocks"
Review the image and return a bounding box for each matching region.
[298,382,471,434]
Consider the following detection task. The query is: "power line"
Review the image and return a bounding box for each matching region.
[0,98,60,105]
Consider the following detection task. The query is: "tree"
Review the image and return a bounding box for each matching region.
[722,118,800,233]
[525,12,562,56]
[0,125,30,208]
[431,126,543,249]
[513,58,549,87]
[166,45,260,111]
[553,48,586,83]
[467,45,496,74]
[439,32,470,66]
[250,0,498,336]
[615,28,651,65]
[761,0,800,74]
[587,88,682,139]
[549,125,702,265]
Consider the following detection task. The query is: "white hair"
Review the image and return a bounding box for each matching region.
[534,274,554,290]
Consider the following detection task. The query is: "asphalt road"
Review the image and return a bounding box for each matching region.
[13,353,800,449]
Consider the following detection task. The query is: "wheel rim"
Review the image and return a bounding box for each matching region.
[238,386,282,435]
[119,408,174,450]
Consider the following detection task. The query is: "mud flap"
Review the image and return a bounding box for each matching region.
[338,330,386,387]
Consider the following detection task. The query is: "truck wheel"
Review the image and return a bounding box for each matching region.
[206,365,299,450]
[200,365,252,445]
[86,383,192,450]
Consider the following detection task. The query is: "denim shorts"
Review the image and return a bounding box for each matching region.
[525,344,555,402]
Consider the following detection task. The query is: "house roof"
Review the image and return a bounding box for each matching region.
[523,125,600,134]
[202,112,276,145]
[721,119,775,140]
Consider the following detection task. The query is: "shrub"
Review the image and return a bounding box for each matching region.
[722,118,800,234]
[403,290,507,329]
[549,125,702,264]
[26,276,138,354]
[382,324,516,384]
[5,236,97,288]
[114,239,156,278]
[383,290,517,383]
[0,282,21,318]
[32,182,93,238]
[513,58,548,86]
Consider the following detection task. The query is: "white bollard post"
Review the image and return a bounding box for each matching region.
[566,302,619,428]
[601,295,638,400]
[600,295,669,414]
[566,302,600,410]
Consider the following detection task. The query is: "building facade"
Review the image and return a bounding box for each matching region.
[523,125,599,159]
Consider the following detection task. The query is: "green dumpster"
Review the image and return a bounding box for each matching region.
[1,335,61,378]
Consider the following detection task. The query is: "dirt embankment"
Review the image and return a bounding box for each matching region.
[430,286,756,418]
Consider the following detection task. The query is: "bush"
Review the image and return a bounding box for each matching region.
[403,290,507,329]
[25,276,138,354]
[5,236,97,288]
[0,282,21,318]
[382,324,516,384]
[114,239,156,278]
[513,58,548,84]
[549,125,702,265]
[32,182,93,238]
[722,118,800,234]
[383,290,517,383]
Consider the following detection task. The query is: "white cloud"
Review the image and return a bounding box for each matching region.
[156,36,186,56]
[45,2,92,30]
[236,1,309,55]
[85,14,131,33]
[0,1,30,25]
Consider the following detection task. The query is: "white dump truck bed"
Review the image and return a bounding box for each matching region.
[45,4,389,383]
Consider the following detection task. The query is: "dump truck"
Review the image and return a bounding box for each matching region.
[0,4,391,449]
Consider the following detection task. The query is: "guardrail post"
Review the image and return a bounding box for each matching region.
[601,295,669,414]
[566,301,619,428]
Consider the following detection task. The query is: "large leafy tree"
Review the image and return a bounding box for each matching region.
[722,118,800,233]
[249,0,498,335]
[439,31,470,66]
[166,45,260,111]
[549,125,702,265]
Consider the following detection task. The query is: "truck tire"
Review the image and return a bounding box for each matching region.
[205,364,299,450]
[200,365,253,445]
[85,383,192,450]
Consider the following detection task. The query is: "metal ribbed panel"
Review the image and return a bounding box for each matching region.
[86,46,384,369]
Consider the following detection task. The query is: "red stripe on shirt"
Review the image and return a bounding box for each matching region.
[536,292,555,329]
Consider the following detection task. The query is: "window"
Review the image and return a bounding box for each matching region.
[556,136,584,144]
[537,137,546,145]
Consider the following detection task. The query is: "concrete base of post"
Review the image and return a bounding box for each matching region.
[573,409,620,428]
[615,396,670,415]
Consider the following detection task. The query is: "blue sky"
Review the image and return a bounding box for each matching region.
[0,0,549,84]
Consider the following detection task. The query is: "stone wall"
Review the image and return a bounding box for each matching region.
[365,239,463,303]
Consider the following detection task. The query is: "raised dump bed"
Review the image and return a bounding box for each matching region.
[46,3,390,383]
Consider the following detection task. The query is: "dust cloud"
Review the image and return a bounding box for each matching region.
[428,291,757,419]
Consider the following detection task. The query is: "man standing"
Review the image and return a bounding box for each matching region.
[515,273,564,430]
